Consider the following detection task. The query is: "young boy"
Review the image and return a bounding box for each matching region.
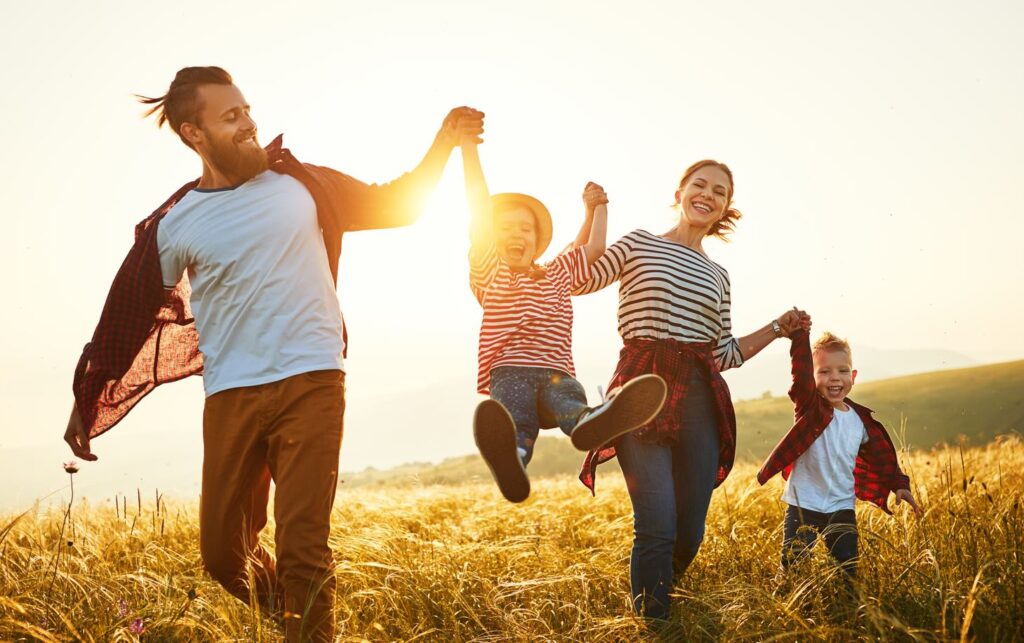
[758,326,922,577]
[461,138,666,504]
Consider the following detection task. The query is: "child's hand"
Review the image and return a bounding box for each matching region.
[895,488,923,519]
[582,182,609,215]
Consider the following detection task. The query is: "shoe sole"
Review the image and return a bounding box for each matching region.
[474,400,530,503]
[571,374,668,451]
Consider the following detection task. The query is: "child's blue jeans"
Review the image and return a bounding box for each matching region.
[489,366,589,465]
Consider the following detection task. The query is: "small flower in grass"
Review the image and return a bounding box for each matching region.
[63,461,80,474]
[129,617,144,635]
[118,598,129,618]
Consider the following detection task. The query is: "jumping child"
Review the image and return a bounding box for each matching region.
[461,138,666,503]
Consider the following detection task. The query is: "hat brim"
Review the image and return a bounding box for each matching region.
[490,193,553,261]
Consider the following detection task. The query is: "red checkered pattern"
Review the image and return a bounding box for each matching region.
[73,135,427,437]
[579,338,737,494]
[756,329,911,513]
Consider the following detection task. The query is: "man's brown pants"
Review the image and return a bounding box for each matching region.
[200,369,345,642]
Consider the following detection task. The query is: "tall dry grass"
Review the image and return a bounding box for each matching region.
[2,436,1022,642]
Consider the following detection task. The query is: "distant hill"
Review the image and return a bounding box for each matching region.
[339,360,1024,489]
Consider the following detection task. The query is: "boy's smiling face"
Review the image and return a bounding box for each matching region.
[494,206,538,271]
[813,348,858,408]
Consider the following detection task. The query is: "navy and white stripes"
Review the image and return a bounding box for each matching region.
[574,229,744,371]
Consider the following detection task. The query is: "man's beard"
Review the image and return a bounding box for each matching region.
[207,133,269,184]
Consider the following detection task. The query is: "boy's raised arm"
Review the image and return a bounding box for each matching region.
[788,327,818,411]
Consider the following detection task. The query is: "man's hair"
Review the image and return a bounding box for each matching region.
[137,66,233,149]
[813,331,853,362]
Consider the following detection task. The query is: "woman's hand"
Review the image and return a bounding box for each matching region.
[777,308,812,337]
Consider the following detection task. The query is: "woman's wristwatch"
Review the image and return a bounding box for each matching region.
[771,319,784,337]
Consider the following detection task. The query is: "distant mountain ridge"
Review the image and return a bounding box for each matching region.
[339,359,1024,489]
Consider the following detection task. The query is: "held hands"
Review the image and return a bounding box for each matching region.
[582,182,609,216]
[895,488,923,519]
[439,106,485,147]
[777,307,812,338]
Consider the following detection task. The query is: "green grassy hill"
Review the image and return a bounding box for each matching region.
[342,360,1024,488]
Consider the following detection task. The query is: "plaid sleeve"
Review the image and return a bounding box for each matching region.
[788,329,817,412]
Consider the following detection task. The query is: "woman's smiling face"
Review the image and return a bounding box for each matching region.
[675,165,731,231]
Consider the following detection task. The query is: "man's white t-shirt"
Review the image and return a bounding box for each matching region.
[782,405,868,513]
[157,170,345,397]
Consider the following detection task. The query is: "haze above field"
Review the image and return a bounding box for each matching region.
[1,1,1022,510]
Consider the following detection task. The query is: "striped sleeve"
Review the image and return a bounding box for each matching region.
[572,234,631,295]
[552,246,592,290]
[469,243,499,303]
[712,276,744,371]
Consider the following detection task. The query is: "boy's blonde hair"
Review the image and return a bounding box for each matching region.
[813,331,853,363]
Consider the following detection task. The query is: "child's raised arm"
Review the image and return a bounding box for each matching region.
[573,182,609,264]
[462,141,493,253]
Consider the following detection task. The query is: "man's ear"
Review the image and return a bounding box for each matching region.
[180,122,203,148]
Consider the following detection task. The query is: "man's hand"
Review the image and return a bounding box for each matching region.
[582,182,609,216]
[439,106,485,148]
[64,403,97,461]
[778,307,812,337]
[895,488,923,519]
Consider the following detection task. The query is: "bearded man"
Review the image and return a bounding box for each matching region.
[63,66,483,642]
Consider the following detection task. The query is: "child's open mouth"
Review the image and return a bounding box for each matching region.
[506,244,526,261]
[827,385,843,396]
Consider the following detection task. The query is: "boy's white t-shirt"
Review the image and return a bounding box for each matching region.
[157,171,345,397]
[782,405,868,513]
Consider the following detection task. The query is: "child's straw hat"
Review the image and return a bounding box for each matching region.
[491,193,553,261]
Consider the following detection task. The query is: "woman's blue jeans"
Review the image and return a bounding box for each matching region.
[615,369,720,620]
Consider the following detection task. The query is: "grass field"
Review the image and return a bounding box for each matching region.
[2,435,1022,642]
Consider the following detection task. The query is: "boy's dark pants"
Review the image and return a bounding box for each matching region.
[489,366,588,465]
[782,505,858,577]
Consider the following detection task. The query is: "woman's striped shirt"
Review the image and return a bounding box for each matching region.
[574,229,744,371]
[471,245,591,394]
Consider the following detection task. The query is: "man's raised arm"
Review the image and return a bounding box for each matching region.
[339,106,484,232]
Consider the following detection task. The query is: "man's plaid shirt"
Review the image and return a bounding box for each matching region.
[73,135,430,438]
[756,329,911,512]
[579,338,737,494]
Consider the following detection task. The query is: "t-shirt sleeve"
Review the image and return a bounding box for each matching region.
[156,223,185,289]
[469,243,500,302]
[552,246,592,290]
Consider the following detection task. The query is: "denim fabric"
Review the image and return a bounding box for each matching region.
[615,369,719,620]
[782,504,858,576]
[489,366,589,465]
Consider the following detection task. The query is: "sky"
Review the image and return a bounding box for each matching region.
[0,0,1022,510]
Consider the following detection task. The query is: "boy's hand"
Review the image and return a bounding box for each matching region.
[778,308,812,337]
[895,488,923,519]
[439,107,485,147]
[582,182,609,215]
